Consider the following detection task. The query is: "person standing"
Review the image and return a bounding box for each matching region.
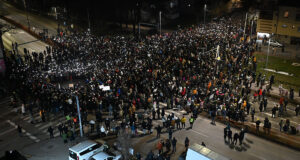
[168,128,173,140]
[259,101,263,112]
[224,127,228,142]
[228,129,232,143]
[172,137,177,153]
[233,132,239,145]
[263,117,269,134]
[263,98,268,112]
[165,139,171,153]
[267,122,271,135]
[58,123,63,136]
[156,125,161,138]
[251,108,255,122]
[279,119,283,132]
[21,104,25,116]
[239,129,245,145]
[181,116,186,128]
[48,126,54,139]
[269,75,274,89]
[152,109,156,120]
[176,117,181,129]
[185,137,189,151]
[189,116,194,129]
[17,125,22,137]
[157,140,163,154]
[295,105,300,116]
[256,118,261,134]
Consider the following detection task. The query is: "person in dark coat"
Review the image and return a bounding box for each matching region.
[239,129,245,145]
[172,137,177,153]
[228,129,232,143]
[224,127,228,141]
[233,132,239,145]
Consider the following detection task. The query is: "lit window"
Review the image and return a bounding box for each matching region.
[284,11,289,18]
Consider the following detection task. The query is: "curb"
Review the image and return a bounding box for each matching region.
[250,88,300,105]
[0,15,56,47]
[199,112,300,151]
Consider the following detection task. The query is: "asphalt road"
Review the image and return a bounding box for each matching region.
[132,109,300,160]
[2,27,48,56]
[0,0,58,36]
[1,94,300,160]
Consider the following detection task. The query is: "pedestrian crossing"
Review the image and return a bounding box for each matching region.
[19,112,68,139]
[15,108,189,141]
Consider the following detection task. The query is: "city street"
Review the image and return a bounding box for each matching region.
[1,22,48,56]
[1,0,300,160]
[1,96,300,160]
[0,0,58,36]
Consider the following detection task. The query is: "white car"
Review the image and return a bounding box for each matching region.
[89,151,122,160]
[268,40,283,47]
[69,140,105,160]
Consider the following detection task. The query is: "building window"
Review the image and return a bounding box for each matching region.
[282,24,287,28]
[283,11,289,18]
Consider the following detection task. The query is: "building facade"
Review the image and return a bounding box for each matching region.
[257,6,300,44]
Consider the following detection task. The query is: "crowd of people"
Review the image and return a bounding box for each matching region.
[5,11,299,159]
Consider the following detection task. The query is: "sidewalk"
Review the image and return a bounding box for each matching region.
[251,83,300,105]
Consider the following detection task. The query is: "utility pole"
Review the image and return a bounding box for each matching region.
[75,95,83,137]
[266,38,271,68]
[204,4,207,27]
[159,11,162,36]
[87,8,91,32]
[250,20,253,39]
[23,0,30,30]
[243,12,248,40]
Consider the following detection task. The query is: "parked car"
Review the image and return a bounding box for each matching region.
[89,151,122,160]
[69,140,105,160]
[268,40,283,47]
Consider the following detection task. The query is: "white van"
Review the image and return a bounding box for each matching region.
[69,140,104,160]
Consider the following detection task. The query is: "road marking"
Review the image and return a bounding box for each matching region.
[165,110,181,116]
[6,120,40,143]
[0,127,16,136]
[54,132,60,137]
[34,123,43,127]
[0,110,13,117]
[190,129,208,137]
[38,123,52,130]
[23,116,31,121]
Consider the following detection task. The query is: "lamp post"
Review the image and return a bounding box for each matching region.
[75,95,83,137]
[204,4,207,27]
[266,38,271,68]
[23,0,30,30]
[159,11,162,36]
[243,12,248,40]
